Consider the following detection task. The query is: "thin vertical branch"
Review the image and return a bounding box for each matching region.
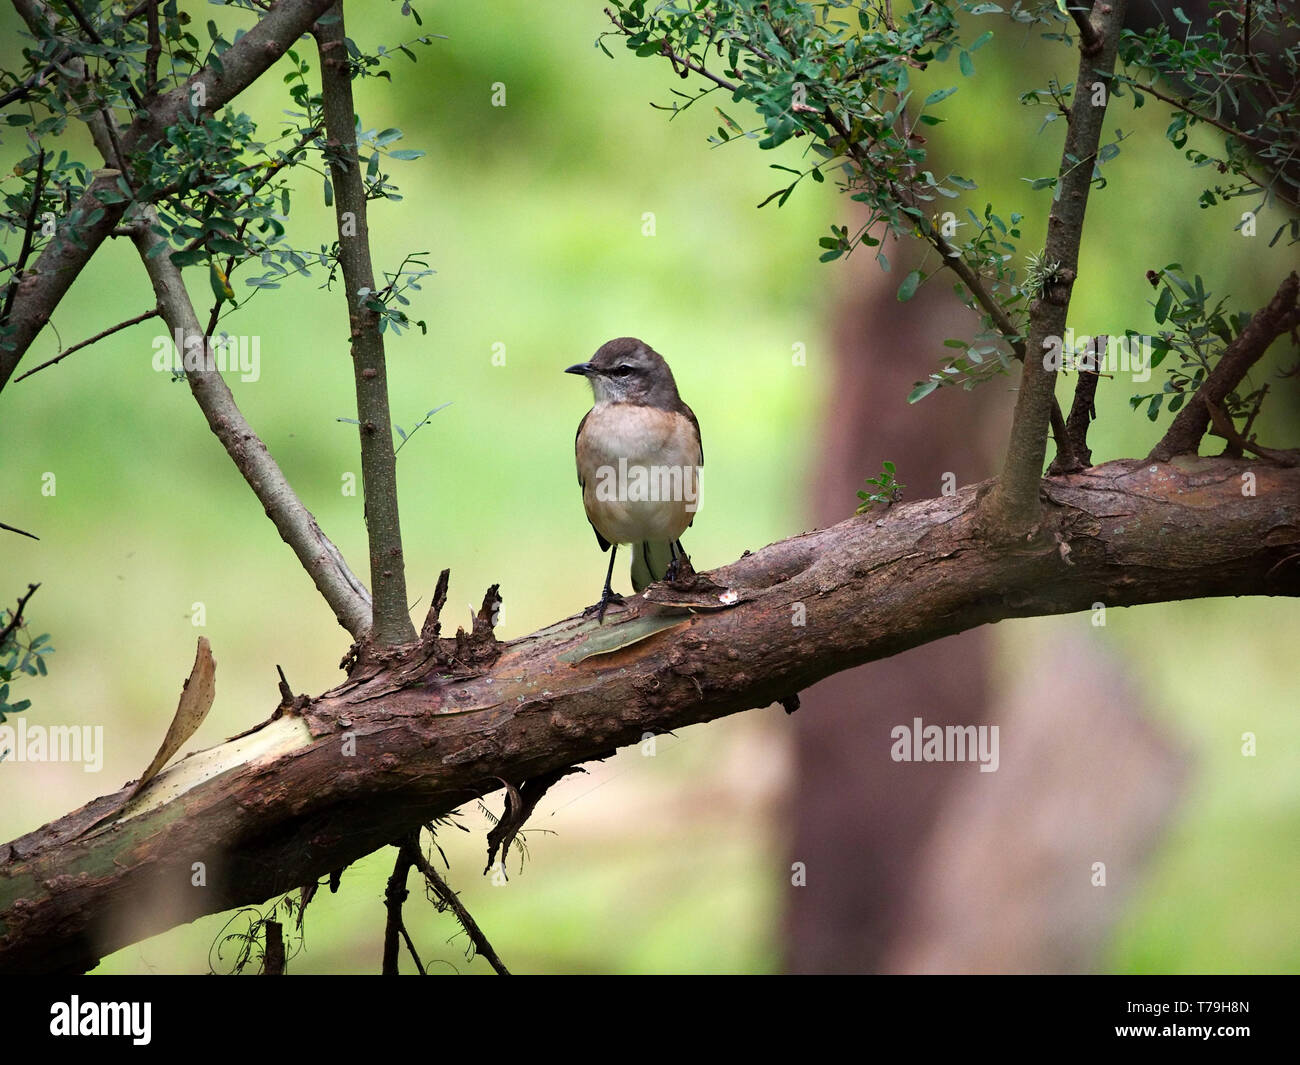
[143,0,161,95]
[382,836,416,975]
[980,0,1127,536]
[313,3,418,647]
[0,148,47,326]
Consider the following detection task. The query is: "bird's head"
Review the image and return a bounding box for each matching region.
[565,337,680,407]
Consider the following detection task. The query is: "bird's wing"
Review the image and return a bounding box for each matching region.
[679,401,703,466]
[575,408,611,551]
[574,408,591,486]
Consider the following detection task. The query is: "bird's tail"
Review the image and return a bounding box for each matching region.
[631,540,676,593]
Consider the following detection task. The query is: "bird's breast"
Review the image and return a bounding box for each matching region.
[578,403,700,469]
[576,403,702,544]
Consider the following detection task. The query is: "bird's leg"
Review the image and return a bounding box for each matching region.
[583,545,624,623]
[664,539,693,583]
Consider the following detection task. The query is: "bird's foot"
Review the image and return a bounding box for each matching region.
[583,590,624,624]
[664,555,695,585]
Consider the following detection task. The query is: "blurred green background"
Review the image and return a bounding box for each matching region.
[1,1,1296,973]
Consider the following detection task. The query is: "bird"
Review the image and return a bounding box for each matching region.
[566,337,703,622]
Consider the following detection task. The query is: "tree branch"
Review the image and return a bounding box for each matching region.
[3,452,1296,974]
[981,0,1127,535]
[1049,339,1103,474]
[127,209,373,638]
[143,0,161,96]
[12,304,161,383]
[406,835,510,975]
[1148,271,1299,463]
[823,107,1077,470]
[312,4,417,648]
[8,6,370,638]
[1067,2,1102,57]
[0,583,40,649]
[0,147,46,328]
[0,0,339,391]
[382,832,417,975]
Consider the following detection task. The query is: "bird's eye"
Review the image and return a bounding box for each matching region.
[611,365,634,377]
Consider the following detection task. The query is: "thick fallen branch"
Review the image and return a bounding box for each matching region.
[1,454,1297,974]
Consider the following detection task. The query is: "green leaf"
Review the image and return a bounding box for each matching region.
[959,51,974,77]
[1154,286,1173,323]
[897,269,922,301]
[169,249,206,268]
[924,86,958,106]
[388,149,425,160]
[908,380,939,403]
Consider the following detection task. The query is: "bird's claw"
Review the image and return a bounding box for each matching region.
[583,591,624,624]
[664,555,694,584]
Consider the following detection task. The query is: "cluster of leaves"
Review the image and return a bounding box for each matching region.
[599,1,1068,398]
[1115,0,1300,240]
[0,591,54,727]
[1,5,262,282]
[855,459,905,512]
[326,249,433,335]
[609,0,1294,439]
[1017,77,1131,194]
[1128,264,1256,422]
[1,3,437,335]
[600,1,967,250]
[145,36,431,302]
[907,203,1025,402]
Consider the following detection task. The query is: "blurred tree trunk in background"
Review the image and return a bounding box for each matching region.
[783,241,1187,973]
[783,240,1007,972]
[883,637,1188,973]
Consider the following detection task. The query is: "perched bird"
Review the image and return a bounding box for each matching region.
[566,338,703,622]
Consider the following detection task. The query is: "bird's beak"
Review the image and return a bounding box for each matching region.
[564,361,593,376]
